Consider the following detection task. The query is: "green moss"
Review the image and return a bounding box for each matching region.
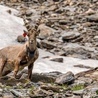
[5,86,12,89]
[29,86,35,94]
[96,90,98,95]
[50,82,55,86]
[31,85,35,90]
[71,84,84,91]
[17,85,24,89]
[60,84,68,90]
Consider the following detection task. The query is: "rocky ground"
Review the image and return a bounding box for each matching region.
[0,0,98,97]
[1,68,98,98]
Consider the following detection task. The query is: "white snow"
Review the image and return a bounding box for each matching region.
[34,49,98,74]
[0,5,98,75]
[0,5,26,48]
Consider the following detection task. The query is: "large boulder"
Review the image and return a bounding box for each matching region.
[62,31,81,42]
[38,24,55,39]
[55,71,75,85]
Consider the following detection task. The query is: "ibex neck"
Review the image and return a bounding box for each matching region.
[26,46,36,58]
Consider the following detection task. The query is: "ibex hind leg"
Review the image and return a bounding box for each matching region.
[0,58,8,77]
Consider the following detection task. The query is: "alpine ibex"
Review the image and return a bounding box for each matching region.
[0,18,39,80]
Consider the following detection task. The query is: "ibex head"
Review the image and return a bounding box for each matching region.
[23,17,40,37]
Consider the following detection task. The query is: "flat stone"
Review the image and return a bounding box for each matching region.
[62,31,80,42]
[40,40,56,50]
[86,15,98,22]
[94,36,98,42]
[50,57,63,63]
[73,90,83,95]
[3,95,14,98]
[41,85,60,92]
[74,64,93,69]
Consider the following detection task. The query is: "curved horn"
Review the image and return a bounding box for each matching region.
[23,17,31,31]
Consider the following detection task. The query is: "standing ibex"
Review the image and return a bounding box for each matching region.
[0,18,39,80]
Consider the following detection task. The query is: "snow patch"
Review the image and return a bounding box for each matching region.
[0,5,98,75]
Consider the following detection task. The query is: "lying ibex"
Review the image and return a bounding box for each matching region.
[0,19,39,80]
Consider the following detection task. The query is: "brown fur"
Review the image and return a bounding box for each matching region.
[0,24,39,80]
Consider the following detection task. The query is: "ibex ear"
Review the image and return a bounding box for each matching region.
[23,30,28,37]
[27,32,31,37]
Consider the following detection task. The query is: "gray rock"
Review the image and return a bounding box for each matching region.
[71,95,82,98]
[62,31,80,42]
[86,15,98,22]
[74,64,93,69]
[41,85,60,92]
[31,73,56,83]
[85,8,95,15]
[3,95,14,98]
[17,35,26,42]
[38,0,46,4]
[50,57,63,63]
[73,90,83,96]
[94,36,98,42]
[55,71,75,85]
[65,90,73,97]
[38,24,55,39]
[40,40,56,50]
[83,84,98,98]
[10,89,29,97]
[26,10,33,17]
[53,93,66,98]
[62,43,97,59]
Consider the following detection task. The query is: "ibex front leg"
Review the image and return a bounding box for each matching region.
[13,59,20,79]
[13,65,19,79]
[28,63,34,80]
